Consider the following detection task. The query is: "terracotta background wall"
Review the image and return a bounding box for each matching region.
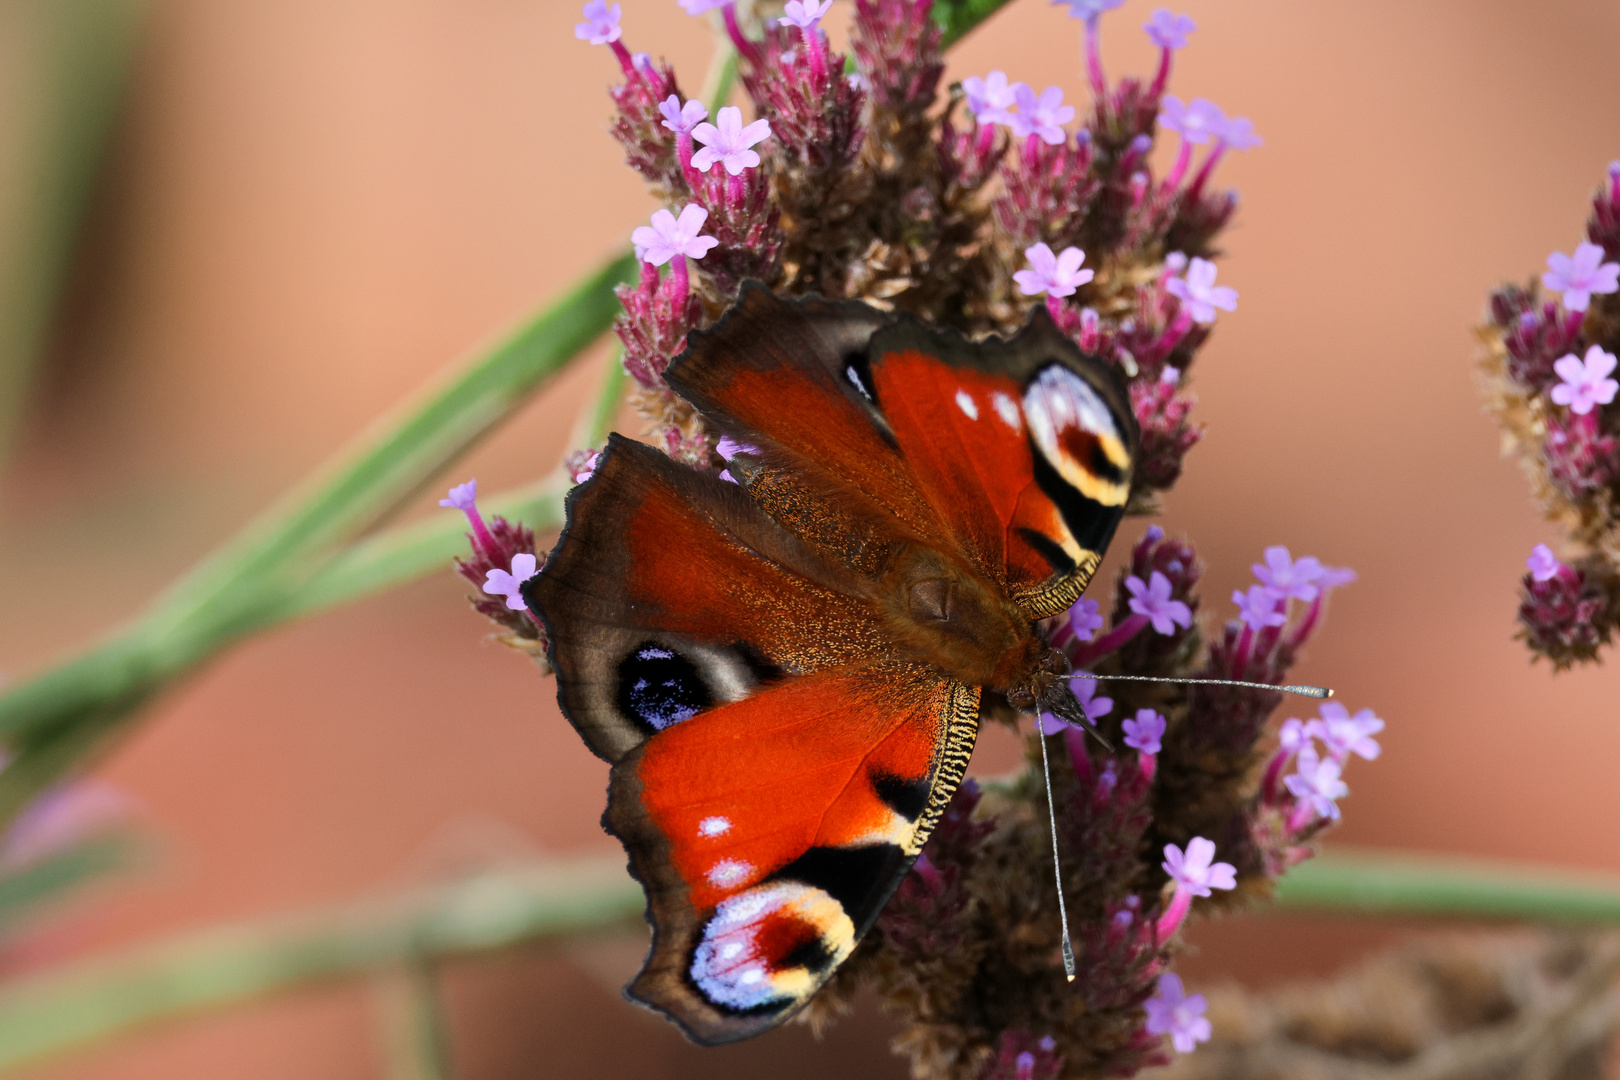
[2,0,1619,1077]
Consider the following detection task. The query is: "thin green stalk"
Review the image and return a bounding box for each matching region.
[375,963,457,1080]
[1276,846,1620,923]
[0,858,641,1076]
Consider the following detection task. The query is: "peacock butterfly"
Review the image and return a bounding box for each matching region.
[524,284,1137,1044]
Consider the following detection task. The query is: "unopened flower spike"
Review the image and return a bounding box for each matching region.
[1143,973,1212,1054]
[1542,242,1620,312]
[1550,344,1619,415]
[1157,837,1236,938]
[1166,257,1238,326]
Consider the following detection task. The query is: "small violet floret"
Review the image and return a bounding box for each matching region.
[1144,973,1213,1054]
[1306,702,1384,763]
[439,479,478,511]
[1125,571,1194,635]
[631,204,719,265]
[1232,585,1286,632]
[1549,344,1619,415]
[483,553,539,612]
[1068,597,1105,642]
[1008,84,1075,146]
[1166,257,1238,326]
[678,0,732,13]
[1055,0,1125,25]
[1143,10,1196,50]
[1527,543,1563,582]
[1162,836,1237,897]
[1284,744,1348,820]
[962,71,1019,126]
[658,95,708,135]
[1251,545,1323,603]
[1219,115,1262,150]
[780,0,832,28]
[574,0,623,45]
[1542,242,1620,313]
[1276,717,1310,754]
[1158,95,1227,145]
[1014,243,1094,298]
[691,106,772,175]
[1122,708,1166,754]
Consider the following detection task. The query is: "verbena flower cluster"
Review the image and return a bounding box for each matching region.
[444,2,1379,1076]
[1478,163,1620,667]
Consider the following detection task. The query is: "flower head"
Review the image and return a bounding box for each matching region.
[1251,546,1323,603]
[691,106,772,175]
[1125,571,1194,635]
[1008,84,1075,146]
[483,552,539,612]
[1542,242,1620,312]
[962,71,1019,125]
[780,0,833,29]
[1158,95,1227,145]
[439,479,478,511]
[1284,744,1348,820]
[1162,836,1237,897]
[1166,257,1238,325]
[1277,717,1310,754]
[1144,10,1196,50]
[1014,243,1094,298]
[631,204,719,265]
[658,95,708,135]
[1307,702,1384,763]
[1528,543,1564,582]
[678,0,731,13]
[1144,973,1212,1054]
[1549,345,1619,415]
[1122,708,1166,754]
[1219,114,1262,150]
[1055,0,1124,25]
[575,0,623,45]
[1067,597,1105,642]
[1232,585,1286,632]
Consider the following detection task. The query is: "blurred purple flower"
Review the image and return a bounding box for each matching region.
[962,71,1019,125]
[1542,242,1619,312]
[1122,708,1166,754]
[1163,836,1236,897]
[658,95,708,135]
[1125,571,1194,635]
[1166,257,1238,325]
[1054,0,1124,24]
[1307,703,1384,763]
[575,0,623,45]
[1143,10,1196,50]
[1251,545,1323,602]
[1014,243,1094,297]
[781,0,832,28]
[1232,585,1286,632]
[1158,95,1226,145]
[1528,543,1563,582]
[1549,345,1619,415]
[1284,744,1348,820]
[1008,85,1075,145]
[1144,973,1212,1053]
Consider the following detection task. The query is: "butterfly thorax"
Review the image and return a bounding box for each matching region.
[874,542,1048,693]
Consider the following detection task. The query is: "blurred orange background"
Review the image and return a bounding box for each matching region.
[2,0,1619,1077]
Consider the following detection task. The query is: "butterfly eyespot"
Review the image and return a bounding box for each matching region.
[1023,364,1132,510]
[690,881,854,1014]
[954,389,979,420]
[616,642,713,732]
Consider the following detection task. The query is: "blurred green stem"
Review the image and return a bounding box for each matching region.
[375,962,457,1080]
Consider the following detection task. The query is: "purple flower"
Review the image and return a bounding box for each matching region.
[1013,243,1094,297]
[1162,836,1237,897]
[1122,708,1166,754]
[1143,10,1196,49]
[1251,546,1324,603]
[1277,717,1310,754]
[1160,365,1181,385]
[1068,597,1104,642]
[691,106,772,175]
[631,204,719,265]
[962,71,1019,125]
[1008,84,1075,146]
[1232,585,1286,632]
[1219,115,1262,150]
[1055,0,1124,24]
[1284,744,1348,820]
[1037,674,1112,734]
[678,0,731,13]
[575,0,623,45]
[439,479,478,511]
[658,95,708,135]
[1528,543,1563,582]
[1125,571,1194,635]
[1158,95,1227,145]
[1166,257,1238,325]
[483,552,539,611]
[780,0,832,28]
[1306,702,1384,763]
[1144,973,1212,1054]
[1542,242,1620,312]
[1549,345,1619,415]
[1318,564,1358,591]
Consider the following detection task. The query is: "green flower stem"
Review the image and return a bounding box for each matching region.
[375,962,457,1080]
[0,857,641,1076]
[1275,846,1620,923]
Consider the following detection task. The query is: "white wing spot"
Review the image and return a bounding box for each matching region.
[707,859,754,888]
[698,816,731,837]
[846,364,873,401]
[720,941,745,961]
[955,389,980,420]
[992,392,1021,430]
[739,968,764,985]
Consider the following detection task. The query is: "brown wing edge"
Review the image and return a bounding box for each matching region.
[607,678,982,1046]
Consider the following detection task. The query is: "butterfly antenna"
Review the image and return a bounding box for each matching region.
[1067,673,1334,700]
[1036,727,1077,982]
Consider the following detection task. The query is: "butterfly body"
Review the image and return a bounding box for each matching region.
[526,286,1136,1044]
